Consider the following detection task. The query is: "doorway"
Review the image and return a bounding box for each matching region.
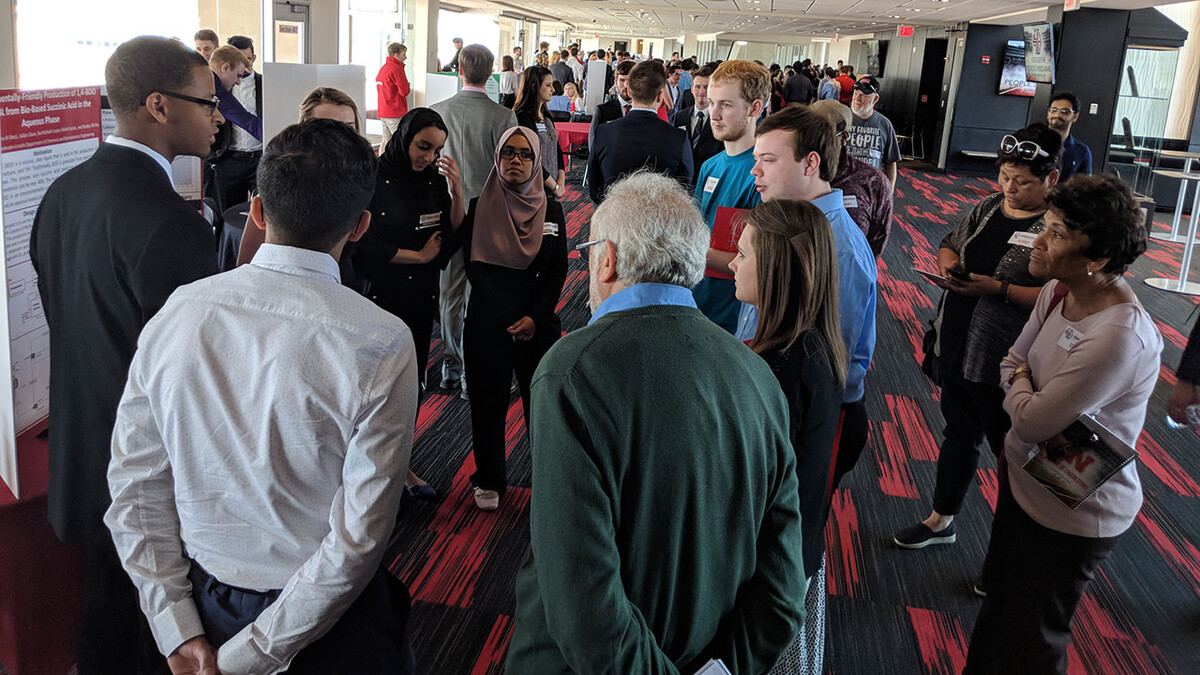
[915,38,948,161]
[274,1,311,64]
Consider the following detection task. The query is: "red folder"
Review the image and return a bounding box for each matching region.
[706,206,750,280]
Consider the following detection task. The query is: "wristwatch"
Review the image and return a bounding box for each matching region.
[1008,364,1031,385]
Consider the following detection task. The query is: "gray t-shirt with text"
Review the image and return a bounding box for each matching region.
[847,111,901,171]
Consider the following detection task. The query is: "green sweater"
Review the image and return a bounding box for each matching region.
[506,305,806,674]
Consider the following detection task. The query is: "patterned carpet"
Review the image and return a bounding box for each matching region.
[383,161,1200,674]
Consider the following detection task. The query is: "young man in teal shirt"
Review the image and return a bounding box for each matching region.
[691,60,772,333]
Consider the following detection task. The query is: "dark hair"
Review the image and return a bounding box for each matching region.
[257,119,377,251]
[552,80,564,96]
[459,44,494,85]
[596,48,607,58]
[824,66,837,78]
[514,66,553,118]
[996,122,1062,178]
[682,58,696,70]
[1046,174,1147,275]
[227,35,254,51]
[668,64,682,75]
[194,29,218,45]
[628,60,667,104]
[105,36,208,121]
[695,66,715,79]
[560,49,570,59]
[1050,91,1080,114]
[756,105,839,182]
[614,59,636,77]
[501,54,514,72]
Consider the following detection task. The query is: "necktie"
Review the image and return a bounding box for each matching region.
[623,104,631,116]
[694,111,705,140]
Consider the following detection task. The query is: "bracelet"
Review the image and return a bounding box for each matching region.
[1000,281,1011,302]
[1008,364,1031,385]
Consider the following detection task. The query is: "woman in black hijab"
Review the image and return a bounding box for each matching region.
[357,107,465,499]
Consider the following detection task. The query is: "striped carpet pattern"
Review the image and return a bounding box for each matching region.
[383,163,1200,674]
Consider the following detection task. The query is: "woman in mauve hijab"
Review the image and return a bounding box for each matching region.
[446,126,567,512]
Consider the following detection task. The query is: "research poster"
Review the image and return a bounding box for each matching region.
[0,86,101,497]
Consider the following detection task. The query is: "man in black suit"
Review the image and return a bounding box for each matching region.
[783,59,815,104]
[587,59,635,150]
[549,49,574,87]
[589,60,694,203]
[673,65,723,174]
[29,36,221,674]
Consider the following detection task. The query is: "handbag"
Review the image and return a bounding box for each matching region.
[920,320,943,386]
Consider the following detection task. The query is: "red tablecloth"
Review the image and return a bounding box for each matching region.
[556,122,590,154]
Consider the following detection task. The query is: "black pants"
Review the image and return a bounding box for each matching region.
[932,374,1010,515]
[188,563,415,673]
[211,150,261,213]
[964,476,1119,674]
[374,282,437,389]
[79,535,169,674]
[463,308,556,495]
[831,396,869,490]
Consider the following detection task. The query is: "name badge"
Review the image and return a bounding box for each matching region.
[704,176,720,193]
[543,222,560,236]
[1008,231,1038,248]
[416,212,441,230]
[536,122,547,133]
[1058,326,1085,351]
[843,194,858,209]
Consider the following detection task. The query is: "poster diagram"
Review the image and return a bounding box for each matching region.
[0,86,101,497]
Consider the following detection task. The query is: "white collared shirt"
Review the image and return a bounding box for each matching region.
[231,72,262,152]
[105,135,172,181]
[105,243,417,674]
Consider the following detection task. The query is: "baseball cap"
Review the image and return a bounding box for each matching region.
[853,75,880,95]
[810,100,853,134]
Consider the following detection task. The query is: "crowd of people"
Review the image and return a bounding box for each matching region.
[26,31,1196,675]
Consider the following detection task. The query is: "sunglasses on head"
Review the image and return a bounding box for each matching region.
[1000,134,1049,160]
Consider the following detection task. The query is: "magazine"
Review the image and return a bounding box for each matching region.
[1020,414,1137,509]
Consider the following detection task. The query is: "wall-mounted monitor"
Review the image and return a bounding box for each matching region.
[999,40,1037,97]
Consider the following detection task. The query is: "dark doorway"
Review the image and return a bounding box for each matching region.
[915,38,949,161]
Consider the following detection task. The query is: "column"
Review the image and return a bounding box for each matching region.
[411,0,439,108]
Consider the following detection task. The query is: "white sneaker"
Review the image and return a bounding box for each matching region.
[473,487,500,511]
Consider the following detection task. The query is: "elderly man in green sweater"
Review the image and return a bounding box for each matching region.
[506,171,806,674]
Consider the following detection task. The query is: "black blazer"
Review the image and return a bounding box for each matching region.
[548,61,574,87]
[588,109,694,203]
[30,143,218,542]
[674,105,724,175]
[1180,318,1200,384]
[676,89,695,113]
[587,97,624,151]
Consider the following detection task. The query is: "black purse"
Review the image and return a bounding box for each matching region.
[920,320,943,387]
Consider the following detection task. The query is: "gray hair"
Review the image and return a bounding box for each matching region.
[592,171,708,288]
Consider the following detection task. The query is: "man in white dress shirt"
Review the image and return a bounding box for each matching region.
[105,119,419,674]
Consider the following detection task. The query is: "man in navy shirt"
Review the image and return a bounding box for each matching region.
[1048,91,1092,183]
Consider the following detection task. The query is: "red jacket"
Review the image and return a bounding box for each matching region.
[376,57,410,118]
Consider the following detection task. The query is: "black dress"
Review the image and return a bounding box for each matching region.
[356,155,453,388]
[452,197,567,495]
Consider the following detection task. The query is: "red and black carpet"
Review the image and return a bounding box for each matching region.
[383,163,1200,674]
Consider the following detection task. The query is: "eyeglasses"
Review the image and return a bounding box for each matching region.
[999,134,1049,160]
[157,90,221,116]
[499,147,535,162]
[1047,106,1075,115]
[575,238,607,262]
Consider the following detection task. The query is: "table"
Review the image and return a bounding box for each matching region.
[555,121,589,155]
[1145,170,1200,296]
[1149,170,1200,245]
[1157,149,1200,174]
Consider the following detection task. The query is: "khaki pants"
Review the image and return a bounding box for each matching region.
[380,117,402,149]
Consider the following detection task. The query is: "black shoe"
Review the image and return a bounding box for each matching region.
[893,522,957,549]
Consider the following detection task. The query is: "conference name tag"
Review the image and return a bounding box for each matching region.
[1008,231,1038,248]
[704,176,720,193]
[536,122,547,133]
[544,222,560,236]
[843,194,859,209]
[1057,326,1085,351]
[416,212,441,230]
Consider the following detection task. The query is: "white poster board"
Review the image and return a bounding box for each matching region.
[0,87,102,498]
[425,72,461,108]
[584,59,609,118]
[261,63,367,144]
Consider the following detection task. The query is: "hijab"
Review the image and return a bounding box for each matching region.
[378,107,448,185]
[470,126,546,269]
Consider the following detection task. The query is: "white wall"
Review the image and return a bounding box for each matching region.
[310,0,339,64]
[826,37,854,68]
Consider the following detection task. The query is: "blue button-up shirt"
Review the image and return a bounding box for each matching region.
[1059,135,1092,183]
[736,189,877,402]
[589,282,698,325]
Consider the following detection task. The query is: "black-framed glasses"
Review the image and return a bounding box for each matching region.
[575,238,607,262]
[1000,134,1049,160]
[157,90,220,116]
[499,147,535,162]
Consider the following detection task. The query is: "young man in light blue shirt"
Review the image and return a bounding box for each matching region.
[749,105,878,488]
[691,60,771,333]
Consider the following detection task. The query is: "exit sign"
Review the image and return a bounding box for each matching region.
[1065,0,1080,10]
[898,25,915,37]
